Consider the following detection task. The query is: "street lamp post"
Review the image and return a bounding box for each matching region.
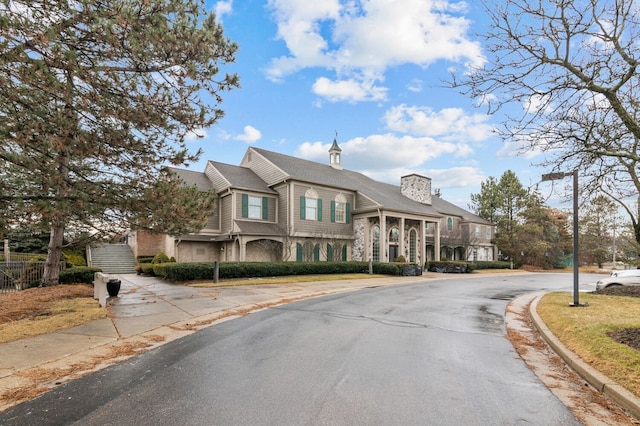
[541,170,587,307]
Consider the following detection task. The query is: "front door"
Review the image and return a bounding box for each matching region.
[389,245,399,262]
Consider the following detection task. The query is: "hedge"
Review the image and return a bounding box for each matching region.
[141,261,407,281]
[471,261,512,270]
[425,260,514,273]
[60,266,102,284]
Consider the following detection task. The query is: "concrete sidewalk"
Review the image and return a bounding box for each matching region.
[0,274,433,411]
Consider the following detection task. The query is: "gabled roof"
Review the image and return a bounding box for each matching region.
[250,147,442,217]
[174,147,491,225]
[167,167,213,191]
[431,196,493,225]
[207,161,277,194]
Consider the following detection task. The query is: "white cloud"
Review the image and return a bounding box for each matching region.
[383,104,493,143]
[496,137,541,159]
[423,167,485,188]
[234,125,262,143]
[312,77,387,103]
[296,133,459,175]
[265,0,484,102]
[407,79,423,93]
[185,128,207,141]
[214,1,233,21]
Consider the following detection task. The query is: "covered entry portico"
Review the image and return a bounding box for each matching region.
[354,210,441,265]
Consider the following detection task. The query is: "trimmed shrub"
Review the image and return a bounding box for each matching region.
[394,255,407,263]
[159,261,403,282]
[137,255,155,263]
[60,266,102,284]
[427,261,471,273]
[152,252,171,264]
[152,262,177,278]
[470,261,512,270]
[140,263,156,275]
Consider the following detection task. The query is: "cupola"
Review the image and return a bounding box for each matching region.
[329,134,342,170]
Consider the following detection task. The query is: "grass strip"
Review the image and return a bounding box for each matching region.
[537,292,640,397]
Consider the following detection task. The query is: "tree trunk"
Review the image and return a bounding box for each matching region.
[42,223,64,286]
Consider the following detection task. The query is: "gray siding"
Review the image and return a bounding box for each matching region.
[204,162,230,192]
[203,202,220,231]
[220,194,233,233]
[355,193,378,210]
[243,149,288,186]
[235,192,277,222]
[293,183,354,237]
[274,184,289,230]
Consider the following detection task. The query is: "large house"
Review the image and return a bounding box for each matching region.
[130,141,496,265]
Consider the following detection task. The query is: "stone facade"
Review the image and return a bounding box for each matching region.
[400,174,432,205]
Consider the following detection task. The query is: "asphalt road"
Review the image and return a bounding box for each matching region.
[2,273,590,425]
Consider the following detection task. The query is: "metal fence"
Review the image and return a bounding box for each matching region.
[0,261,64,293]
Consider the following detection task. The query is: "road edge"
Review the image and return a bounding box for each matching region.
[529,294,640,420]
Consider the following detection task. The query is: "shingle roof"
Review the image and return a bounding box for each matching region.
[235,220,284,236]
[251,147,443,217]
[431,196,493,225]
[174,147,492,225]
[167,167,213,191]
[208,161,277,194]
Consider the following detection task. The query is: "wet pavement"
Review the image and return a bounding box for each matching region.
[1,271,639,421]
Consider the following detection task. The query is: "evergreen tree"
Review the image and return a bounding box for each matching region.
[471,170,530,266]
[580,195,616,268]
[0,0,239,284]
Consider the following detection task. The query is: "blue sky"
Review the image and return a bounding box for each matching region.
[185,0,559,209]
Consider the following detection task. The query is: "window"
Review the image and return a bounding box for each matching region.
[306,197,318,220]
[409,229,417,263]
[475,226,480,238]
[242,194,268,220]
[372,225,380,262]
[248,196,262,219]
[332,194,349,223]
[300,189,322,221]
[447,217,453,231]
[486,227,491,239]
[389,227,399,243]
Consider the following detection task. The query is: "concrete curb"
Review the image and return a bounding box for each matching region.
[529,294,640,420]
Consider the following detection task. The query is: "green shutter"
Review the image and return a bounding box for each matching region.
[296,243,302,262]
[300,196,306,220]
[317,199,322,221]
[262,197,268,220]
[342,244,347,261]
[327,244,333,261]
[241,194,248,218]
[346,203,351,224]
[314,244,320,261]
[331,201,336,223]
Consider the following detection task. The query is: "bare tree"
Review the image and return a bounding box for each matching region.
[454,0,640,250]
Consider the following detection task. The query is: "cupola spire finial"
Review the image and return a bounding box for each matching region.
[329,132,343,170]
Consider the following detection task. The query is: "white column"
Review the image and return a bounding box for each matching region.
[380,213,387,262]
[434,221,441,261]
[399,217,405,260]
[420,220,426,265]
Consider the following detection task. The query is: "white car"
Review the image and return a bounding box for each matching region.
[610,269,640,278]
[596,275,640,290]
